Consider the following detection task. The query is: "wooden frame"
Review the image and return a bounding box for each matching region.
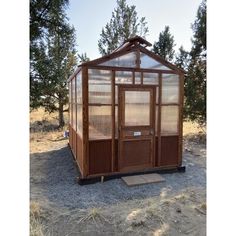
[68,36,185,181]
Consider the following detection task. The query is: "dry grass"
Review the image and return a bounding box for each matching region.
[30,202,44,236]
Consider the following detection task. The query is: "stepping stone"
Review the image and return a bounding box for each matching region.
[122,173,165,186]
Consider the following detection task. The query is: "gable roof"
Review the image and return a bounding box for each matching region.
[75,36,184,75]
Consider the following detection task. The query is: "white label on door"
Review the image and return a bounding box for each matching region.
[133,131,141,136]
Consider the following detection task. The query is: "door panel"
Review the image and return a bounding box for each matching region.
[118,86,155,172]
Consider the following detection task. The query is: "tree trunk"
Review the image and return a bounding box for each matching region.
[59,103,65,127]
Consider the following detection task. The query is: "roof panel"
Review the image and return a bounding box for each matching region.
[140,52,172,70]
[99,51,137,68]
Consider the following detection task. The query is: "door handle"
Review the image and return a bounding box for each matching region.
[150,130,154,135]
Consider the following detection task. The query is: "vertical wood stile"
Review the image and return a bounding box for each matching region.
[82,66,89,177]
[157,73,162,167]
[75,75,77,159]
[178,73,184,166]
[152,87,156,167]
[111,70,115,172]
[132,71,135,84]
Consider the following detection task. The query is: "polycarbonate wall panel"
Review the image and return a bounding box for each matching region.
[125,91,150,126]
[73,104,76,130]
[161,106,179,134]
[89,106,112,139]
[140,53,171,70]
[115,71,132,104]
[88,69,112,104]
[69,81,72,125]
[162,74,179,104]
[143,72,159,85]
[135,72,141,84]
[71,79,76,130]
[99,52,137,67]
[115,71,132,84]
[76,71,82,136]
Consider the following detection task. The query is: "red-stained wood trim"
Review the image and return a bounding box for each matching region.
[157,73,162,167]
[75,75,77,159]
[178,74,184,166]
[87,65,177,74]
[111,70,115,172]
[82,66,88,177]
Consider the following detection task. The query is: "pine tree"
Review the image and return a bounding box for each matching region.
[78,53,90,63]
[98,0,149,55]
[152,26,176,62]
[184,0,206,126]
[175,46,190,71]
[30,0,77,127]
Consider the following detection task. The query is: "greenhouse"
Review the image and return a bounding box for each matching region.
[68,36,185,182]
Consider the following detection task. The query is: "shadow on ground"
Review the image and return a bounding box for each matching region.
[30,144,206,211]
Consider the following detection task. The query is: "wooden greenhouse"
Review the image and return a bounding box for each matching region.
[68,36,185,183]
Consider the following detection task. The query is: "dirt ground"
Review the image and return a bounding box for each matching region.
[30,109,206,236]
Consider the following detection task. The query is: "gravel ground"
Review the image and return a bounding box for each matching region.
[30,142,206,211]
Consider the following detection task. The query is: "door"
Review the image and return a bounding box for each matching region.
[118,85,155,172]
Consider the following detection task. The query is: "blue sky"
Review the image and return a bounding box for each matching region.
[66,0,202,60]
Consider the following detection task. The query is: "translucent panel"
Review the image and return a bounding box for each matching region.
[135,72,141,84]
[125,91,150,126]
[76,71,82,104]
[161,106,179,134]
[77,104,82,136]
[162,74,179,104]
[115,71,132,84]
[140,53,171,70]
[73,104,76,130]
[89,106,112,139]
[69,82,72,125]
[72,78,75,103]
[88,69,112,104]
[99,52,137,67]
[115,71,132,104]
[143,72,159,85]
[156,88,159,104]
[155,106,159,135]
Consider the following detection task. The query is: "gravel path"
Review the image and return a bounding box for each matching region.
[30,142,206,211]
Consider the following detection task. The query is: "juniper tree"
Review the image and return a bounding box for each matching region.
[30,0,77,127]
[184,0,206,126]
[152,26,176,62]
[98,0,149,55]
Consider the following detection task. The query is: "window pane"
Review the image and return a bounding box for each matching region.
[88,69,112,104]
[115,71,132,104]
[115,71,132,84]
[125,91,150,126]
[143,72,159,85]
[140,53,171,70]
[77,105,82,136]
[99,52,137,67]
[161,106,178,134]
[76,72,83,136]
[76,72,82,104]
[156,88,159,104]
[72,78,75,103]
[162,74,179,104]
[135,72,141,84]
[69,82,72,125]
[73,104,76,130]
[89,106,112,139]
